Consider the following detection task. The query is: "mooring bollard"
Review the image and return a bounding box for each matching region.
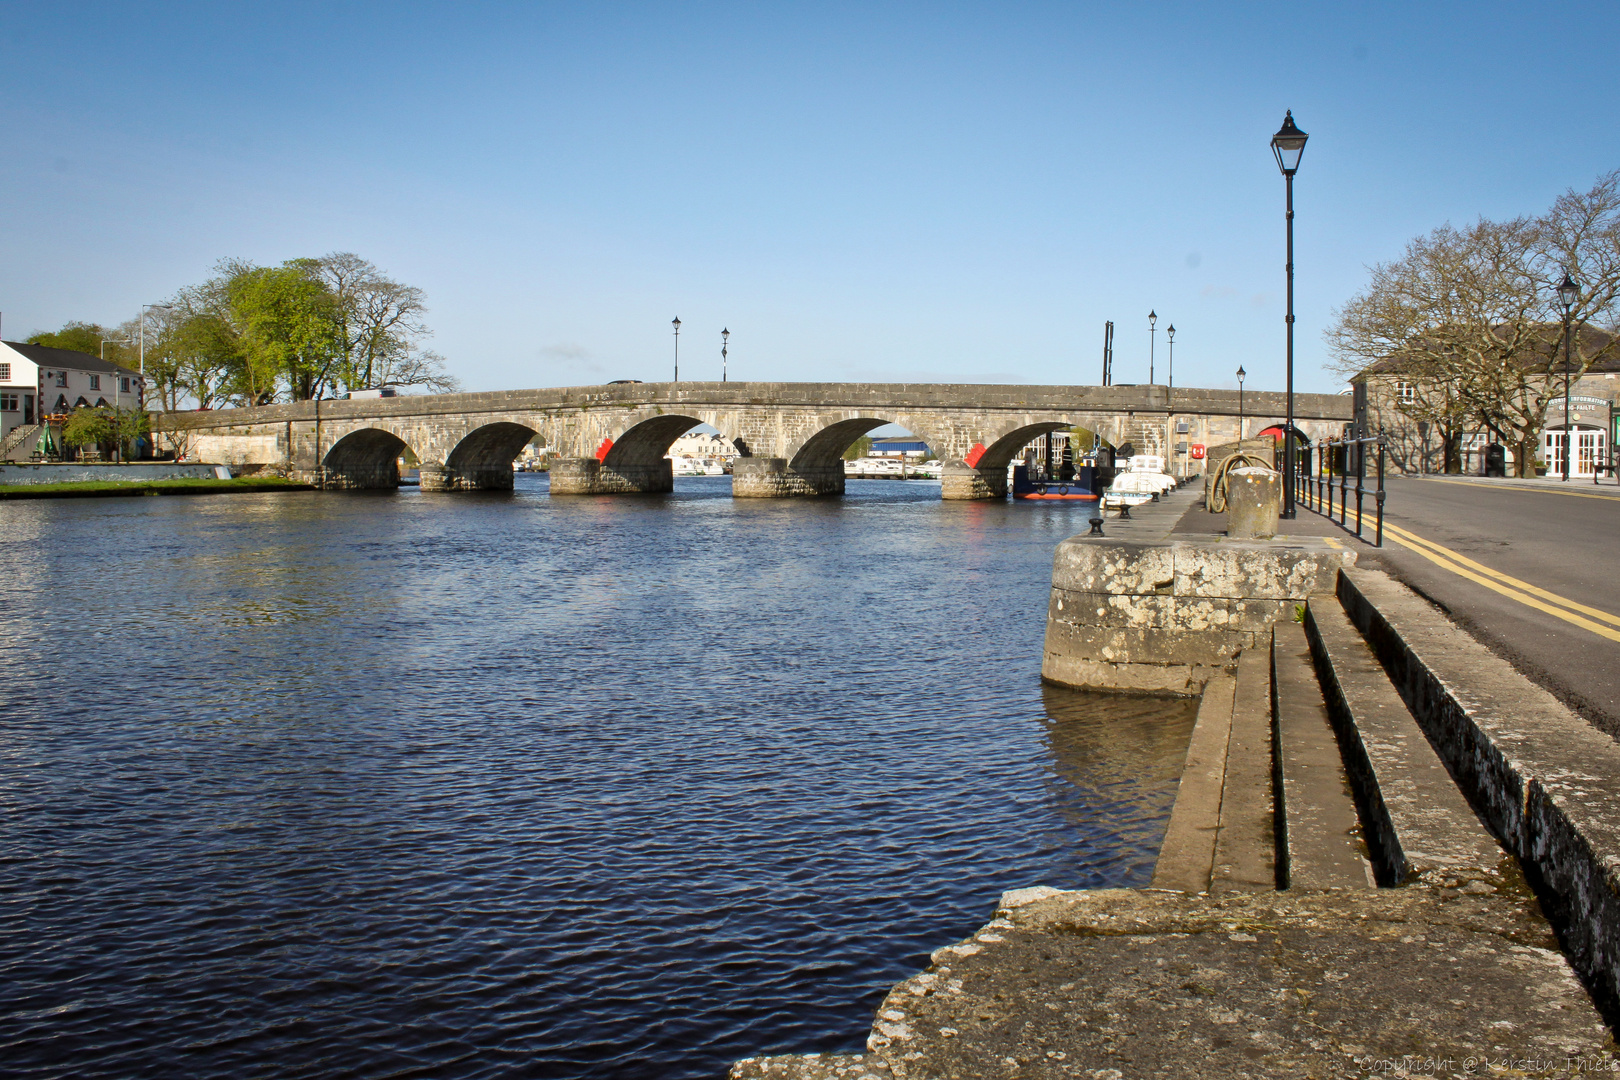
[1226,467,1281,539]
[1087,516,1105,536]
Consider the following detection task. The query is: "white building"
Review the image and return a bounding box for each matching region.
[0,341,146,447]
[668,431,739,459]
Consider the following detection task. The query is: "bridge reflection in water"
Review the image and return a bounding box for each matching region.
[162,380,1352,498]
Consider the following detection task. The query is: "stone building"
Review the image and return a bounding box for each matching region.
[1356,328,1619,477]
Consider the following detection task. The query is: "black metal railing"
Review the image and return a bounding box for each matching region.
[1296,433,1385,546]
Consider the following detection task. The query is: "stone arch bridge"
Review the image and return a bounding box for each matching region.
[159,381,1352,499]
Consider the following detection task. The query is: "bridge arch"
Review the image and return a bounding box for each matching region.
[786,417,898,474]
[322,427,415,489]
[603,414,708,469]
[974,420,1115,473]
[422,421,541,490]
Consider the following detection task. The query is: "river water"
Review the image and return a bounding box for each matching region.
[0,475,1196,1079]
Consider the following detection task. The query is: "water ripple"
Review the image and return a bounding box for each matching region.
[0,476,1195,1078]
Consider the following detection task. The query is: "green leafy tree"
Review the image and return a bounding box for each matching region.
[842,435,873,460]
[60,407,113,451]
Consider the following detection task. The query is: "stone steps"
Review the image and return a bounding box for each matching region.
[1305,593,1505,888]
[0,423,44,460]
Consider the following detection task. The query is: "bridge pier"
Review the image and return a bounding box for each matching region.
[419,463,514,491]
[940,460,1008,500]
[731,457,844,497]
[312,464,399,490]
[549,457,674,495]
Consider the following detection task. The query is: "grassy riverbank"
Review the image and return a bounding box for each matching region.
[0,476,313,500]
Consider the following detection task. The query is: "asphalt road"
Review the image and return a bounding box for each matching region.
[1356,476,1620,739]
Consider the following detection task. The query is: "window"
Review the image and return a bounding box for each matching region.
[0,363,10,380]
[0,394,17,411]
[1393,380,1416,404]
[88,375,100,390]
[55,372,68,387]
[120,377,131,393]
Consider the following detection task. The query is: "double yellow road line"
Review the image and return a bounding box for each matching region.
[1382,522,1620,643]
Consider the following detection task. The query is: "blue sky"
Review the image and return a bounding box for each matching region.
[3,1,1616,396]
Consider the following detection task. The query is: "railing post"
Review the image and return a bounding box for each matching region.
[1375,434,1386,548]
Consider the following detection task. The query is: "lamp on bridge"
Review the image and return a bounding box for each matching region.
[672,317,681,383]
[1557,272,1581,482]
[721,327,729,383]
[1236,365,1246,441]
[1148,310,1157,384]
[1271,110,1308,518]
[1166,324,1175,390]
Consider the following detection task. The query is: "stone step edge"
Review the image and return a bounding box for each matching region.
[1337,565,1620,1017]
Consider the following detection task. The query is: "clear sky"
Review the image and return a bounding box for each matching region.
[3,1,1615,396]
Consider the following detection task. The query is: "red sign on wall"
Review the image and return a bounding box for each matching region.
[1190,443,1206,460]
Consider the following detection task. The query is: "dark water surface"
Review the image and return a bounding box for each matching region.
[0,475,1197,1079]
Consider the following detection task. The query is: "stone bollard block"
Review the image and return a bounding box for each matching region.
[1226,467,1281,539]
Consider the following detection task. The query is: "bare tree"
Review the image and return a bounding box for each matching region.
[314,253,460,394]
[1328,173,1620,476]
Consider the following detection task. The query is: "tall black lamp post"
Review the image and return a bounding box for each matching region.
[1166,324,1175,389]
[1271,110,1308,517]
[1557,273,1581,480]
[1148,310,1157,384]
[672,317,681,383]
[1237,365,1246,440]
[721,327,730,383]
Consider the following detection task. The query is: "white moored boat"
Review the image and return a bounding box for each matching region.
[1102,455,1176,507]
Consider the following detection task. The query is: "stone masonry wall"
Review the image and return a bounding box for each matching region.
[1042,537,1356,696]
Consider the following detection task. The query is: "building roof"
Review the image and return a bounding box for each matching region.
[1360,325,1620,378]
[2,341,142,378]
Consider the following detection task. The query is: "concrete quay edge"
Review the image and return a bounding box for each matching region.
[731,886,1617,1079]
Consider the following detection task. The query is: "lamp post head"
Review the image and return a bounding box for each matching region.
[672,317,681,332]
[1271,110,1308,175]
[721,327,729,343]
[1166,324,1175,342]
[1148,310,1157,329]
[1557,272,1581,311]
[1236,365,1246,384]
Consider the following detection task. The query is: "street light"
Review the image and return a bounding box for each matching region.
[1148,310,1157,384]
[721,327,729,383]
[1271,110,1308,517]
[1237,365,1246,440]
[1557,272,1582,481]
[672,317,681,383]
[138,304,172,443]
[1166,324,1175,390]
